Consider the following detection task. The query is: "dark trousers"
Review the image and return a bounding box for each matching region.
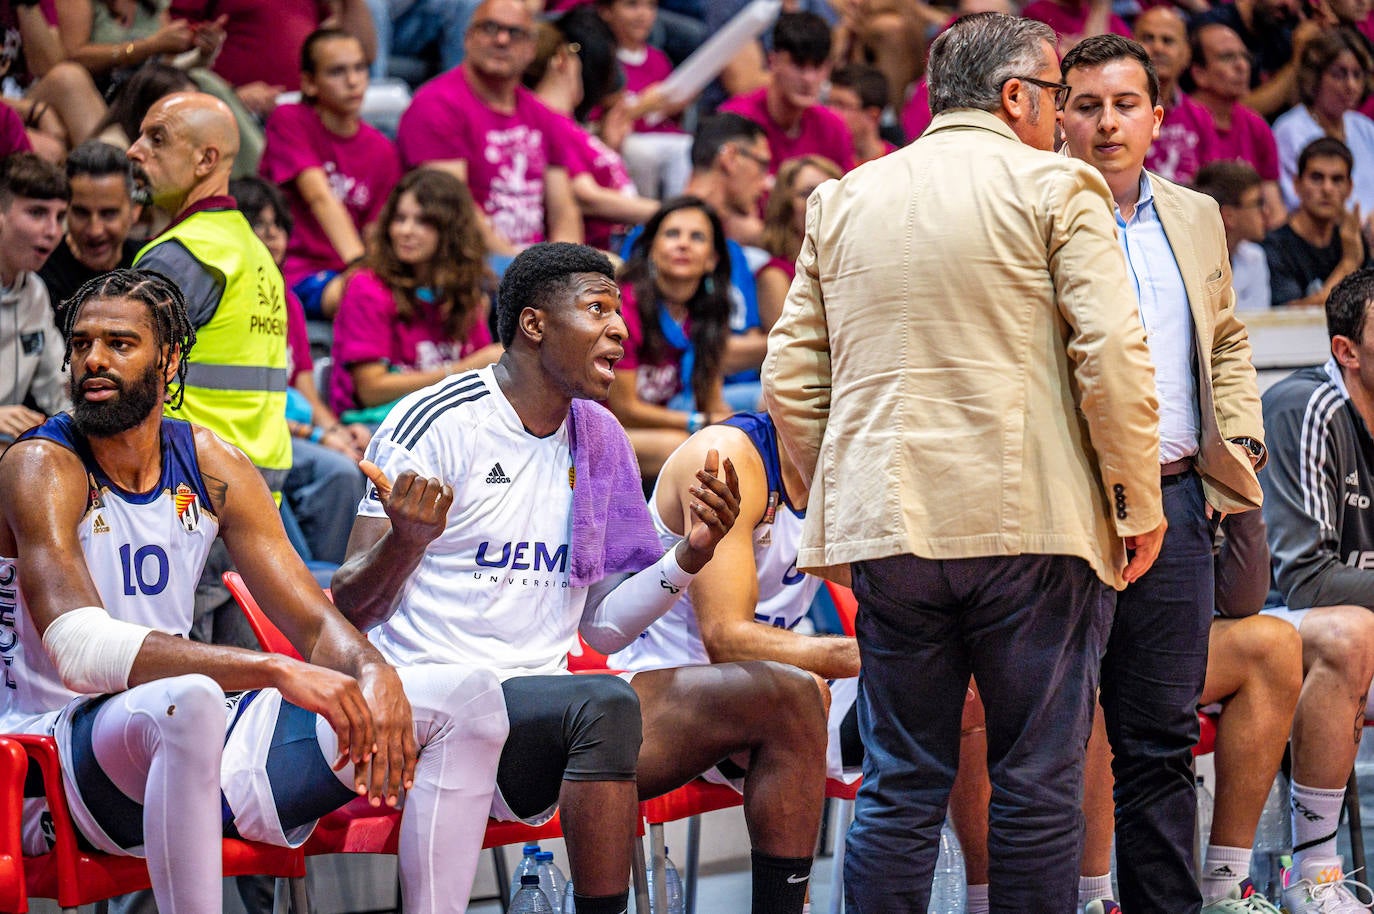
[844,552,1113,914]
[1101,472,1213,914]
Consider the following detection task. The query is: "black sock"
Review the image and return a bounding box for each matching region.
[573,891,629,914]
[752,850,813,914]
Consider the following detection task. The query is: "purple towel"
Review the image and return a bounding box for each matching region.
[568,398,664,587]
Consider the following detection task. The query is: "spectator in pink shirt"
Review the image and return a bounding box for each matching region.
[524,15,659,252]
[595,0,694,200]
[1192,23,1287,227]
[395,0,585,255]
[1135,7,1217,184]
[329,168,503,420]
[755,154,841,330]
[720,12,855,175]
[1022,0,1132,53]
[261,28,401,318]
[828,64,898,165]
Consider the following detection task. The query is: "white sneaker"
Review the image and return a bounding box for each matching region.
[1281,856,1374,913]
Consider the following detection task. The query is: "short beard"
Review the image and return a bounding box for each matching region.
[70,362,165,438]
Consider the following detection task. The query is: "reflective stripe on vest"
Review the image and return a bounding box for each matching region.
[182,363,290,392]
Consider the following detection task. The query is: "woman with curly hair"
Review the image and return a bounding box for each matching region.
[609,195,733,476]
[755,154,842,330]
[329,168,502,421]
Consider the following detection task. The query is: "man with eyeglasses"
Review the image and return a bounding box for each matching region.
[764,12,1165,912]
[1195,159,1271,312]
[1061,34,1265,914]
[396,0,585,256]
[1191,23,1286,226]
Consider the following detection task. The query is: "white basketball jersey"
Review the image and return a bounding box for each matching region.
[611,413,820,671]
[0,416,219,732]
[359,368,585,679]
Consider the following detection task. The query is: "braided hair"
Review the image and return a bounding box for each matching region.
[61,269,197,410]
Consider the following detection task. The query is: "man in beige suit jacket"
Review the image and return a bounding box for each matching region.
[762,13,1167,914]
[1059,35,1266,914]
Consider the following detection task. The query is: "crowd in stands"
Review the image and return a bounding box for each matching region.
[7,0,1374,911]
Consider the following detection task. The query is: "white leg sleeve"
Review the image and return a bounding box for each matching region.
[88,674,228,913]
[315,665,509,914]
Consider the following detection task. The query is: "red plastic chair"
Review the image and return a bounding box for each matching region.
[11,733,305,914]
[0,737,27,913]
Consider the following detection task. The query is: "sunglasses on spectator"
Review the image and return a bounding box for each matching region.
[734,146,771,169]
[1011,76,1071,111]
[471,20,534,42]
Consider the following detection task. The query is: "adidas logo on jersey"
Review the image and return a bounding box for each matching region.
[92,513,110,535]
[485,463,512,484]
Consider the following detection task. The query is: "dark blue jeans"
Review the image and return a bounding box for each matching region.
[1100,472,1213,914]
[844,552,1113,914]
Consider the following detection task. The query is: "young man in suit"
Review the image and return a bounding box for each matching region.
[1061,33,1267,914]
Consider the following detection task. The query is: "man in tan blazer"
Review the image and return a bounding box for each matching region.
[1059,34,1266,914]
[762,12,1167,913]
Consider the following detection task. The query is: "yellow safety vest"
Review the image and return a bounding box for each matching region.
[136,208,291,492]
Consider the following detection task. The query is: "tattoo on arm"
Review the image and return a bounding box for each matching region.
[202,472,229,513]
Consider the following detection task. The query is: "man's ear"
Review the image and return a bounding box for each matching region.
[519,306,544,344]
[1334,334,1360,371]
[1001,76,1027,121]
[162,344,181,387]
[195,146,221,179]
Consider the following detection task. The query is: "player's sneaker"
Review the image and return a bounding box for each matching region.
[1281,856,1374,913]
[1201,877,1284,913]
[1084,900,1121,914]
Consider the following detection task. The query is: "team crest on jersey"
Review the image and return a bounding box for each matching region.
[174,483,201,533]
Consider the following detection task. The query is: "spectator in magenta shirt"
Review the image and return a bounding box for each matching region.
[524,17,659,252]
[261,28,401,318]
[596,0,683,134]
[395,0,585,255]
[170,0,377,119]
[756,155,841,332]
[1022,0,1132,53]
[720,12,854,175]
[828,64,898,165]
[329,168,503,419]
[1136,8,1216,184]
[1192,23,1287,227]
[609,196,734,478]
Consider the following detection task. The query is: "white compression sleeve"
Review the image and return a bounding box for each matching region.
[42,605,151,694]
[579,547,696,654]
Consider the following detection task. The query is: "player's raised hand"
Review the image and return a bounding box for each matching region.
[676,448,741,573]
[360,460,453,550]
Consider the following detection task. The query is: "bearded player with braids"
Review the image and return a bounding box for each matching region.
[0,269,510,914]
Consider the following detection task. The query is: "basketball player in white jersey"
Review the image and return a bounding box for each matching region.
[0,270,509,914]
[608,411,864,780]
[333,243,828,914]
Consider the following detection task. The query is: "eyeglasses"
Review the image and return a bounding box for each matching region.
[734,145,771,170]
[471,20,534,42]
[1011,76,1072,111]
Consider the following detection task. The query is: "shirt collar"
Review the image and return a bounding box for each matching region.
[1327,356,1353,401]
[162,195,237,233]
[1115,171,1155,225]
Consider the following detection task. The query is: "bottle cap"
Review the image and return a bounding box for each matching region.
[536,851,555,862]
[523,844,540,855]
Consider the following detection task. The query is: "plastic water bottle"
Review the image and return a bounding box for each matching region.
[536,850,568,908]
[509,844,542,903]
[1253,775,1292,898]
[562,880,576,914]
[929,819,966,914]
[510,874,555,914]
[644,846,686,914]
